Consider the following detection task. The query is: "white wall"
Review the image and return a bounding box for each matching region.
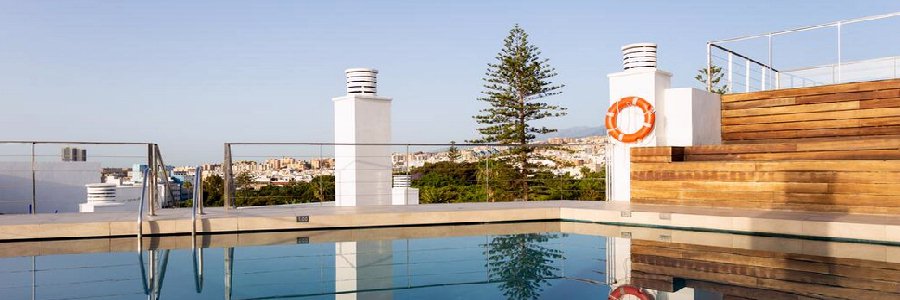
[660,88,722,146]
[334,94,393,206]
[0,162,100,214]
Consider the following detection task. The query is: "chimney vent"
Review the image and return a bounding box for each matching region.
[345,68,378,94]
[621,43,657,70]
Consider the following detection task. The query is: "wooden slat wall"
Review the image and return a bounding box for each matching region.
[630,239,900,299]
[631,147,900,214]
[721,79,900,143]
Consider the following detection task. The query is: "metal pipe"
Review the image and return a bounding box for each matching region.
[223,143,234,210]
[137,168,149,247]
[31,142,36,214]
[837,21,842,83]
[706,42,712,92]
[147,144,157,216]
[195,166,204,215]
[745,59,750,92]
[727,52,733,93]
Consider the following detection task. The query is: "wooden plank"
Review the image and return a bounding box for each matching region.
[861,97,900,109]
[632,160,900,172]
[631,198,900,215]
[722,101,860,118]
[721,97,796,110]
[686,137,898,152]
[723,125,900,141]
[631,170,900,184]
[796,91,876,104]
[634,180,900,195]
[632,155,674,163]
[721,107,900,126]
[684,143,796,154]
[721,79,900,102]
[631,147,680,156]
[722,81,865,102]
[871,89,900,99]
[722,134,900,145]
[794,137,900,151]
[684,149,900,161]
[722,119,861,134]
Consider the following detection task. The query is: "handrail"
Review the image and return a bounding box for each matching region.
[709,11,900,44]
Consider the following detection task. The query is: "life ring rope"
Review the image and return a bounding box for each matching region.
[605,96,656,143]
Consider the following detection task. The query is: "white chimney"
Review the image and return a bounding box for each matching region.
[333,68,393,206]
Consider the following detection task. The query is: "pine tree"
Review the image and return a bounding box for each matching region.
[468,24,566,201]
[695,64,729,94]
[447,141,461,162]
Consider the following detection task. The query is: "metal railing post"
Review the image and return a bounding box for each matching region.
[195,166,204,215]
[137,168,149,248]
[837,21,842,83]
[148,144,157,216]
[30,142,36,214]
[744,59,750,92]
[727,52,733,93]
[706,42,712,92]
[761,67,766,91]
[223,143,234,210]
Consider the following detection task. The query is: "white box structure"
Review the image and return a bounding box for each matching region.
[333,68,393,206]
[605,43,721,202]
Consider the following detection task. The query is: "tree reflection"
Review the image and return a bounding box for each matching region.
[484,233,564,300]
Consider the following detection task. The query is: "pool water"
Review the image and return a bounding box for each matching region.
[0,233,615,299]
[1,224,899,300]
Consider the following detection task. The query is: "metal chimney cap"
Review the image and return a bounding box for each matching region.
[345,68,378,95]
[621,43,658,70]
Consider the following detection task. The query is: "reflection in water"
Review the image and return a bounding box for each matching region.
[2,226,898,300]
[483,233,564,300]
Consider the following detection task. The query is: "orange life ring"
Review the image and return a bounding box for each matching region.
[608,285,652,300]
[605,96,656,143]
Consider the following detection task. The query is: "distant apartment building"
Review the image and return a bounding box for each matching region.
[61,147,87,161]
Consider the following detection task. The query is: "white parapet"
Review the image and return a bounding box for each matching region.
[334,68,393,206]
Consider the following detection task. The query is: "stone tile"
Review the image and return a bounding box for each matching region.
[885,225,900,243]
[0,224,41,240]
[732,217,804,235]
[669,213,733,231]
[38,222,109,239]
[238,216,302,231]
[671,230,733,248]
[109,221,138,236]
[801,221,886,241]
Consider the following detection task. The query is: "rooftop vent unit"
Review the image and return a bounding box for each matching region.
[345,68,378,95]
[622,43,657,70]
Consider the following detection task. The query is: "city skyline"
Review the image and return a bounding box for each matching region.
[1,1,897,165]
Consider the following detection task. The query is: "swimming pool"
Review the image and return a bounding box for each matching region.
[0,222,898,299]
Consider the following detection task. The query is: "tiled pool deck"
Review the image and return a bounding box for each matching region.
[1,201,898,244]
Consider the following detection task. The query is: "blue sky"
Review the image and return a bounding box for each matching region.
[0,1,898,165]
